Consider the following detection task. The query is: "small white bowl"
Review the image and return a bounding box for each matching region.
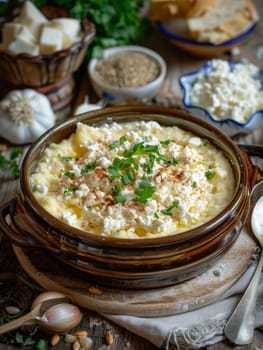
[87,45,167,103]
[179,60,263,136]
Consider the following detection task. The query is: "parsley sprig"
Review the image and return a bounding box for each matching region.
[133,181,155,204]
[64,186,79,196]
[123,142,159,158]
[59,155,73,162]
[161,200,179,216]
[0,147,23,179]
[107,138,181,204]
[205,169,215,180]
[81,162,96,174]
[108,157,137,181]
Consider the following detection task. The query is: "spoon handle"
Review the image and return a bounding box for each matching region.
[224,251,263,345]
[0,310,36,335]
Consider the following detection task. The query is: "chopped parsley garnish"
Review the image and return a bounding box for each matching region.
[140,153,156,174]
[119,136,127,144]
[160,139,174,145]
[202,139,209,146]
[109,136,128,150]
[133,181,155,204]
[112,185,125,203]
[64,186,78,196]
[161,200,179,216]
[192,181,198,188]
[173,157,179,165]
[81,162,96,174]
[205,170,215,180]
[108,166,121,179]
[64,171,74,177]
[59,155,73,161]
[122,168,135,185]
[154,212,159,219]
[109,141,118,150]
[123,142,159,157]
[116,157,137,170]
[114,195,127,203]
[106,139,181,206]
[141,174,152,180]
[111,185,121,195]
[157,154,171,166]
[108,157,137,180]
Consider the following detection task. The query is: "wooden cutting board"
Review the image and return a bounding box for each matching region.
[12,225,257,318]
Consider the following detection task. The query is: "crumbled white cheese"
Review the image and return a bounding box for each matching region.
[62,211,77,225]
[189,59,263,123]
[35,183,48,194]
[189,137,202,146]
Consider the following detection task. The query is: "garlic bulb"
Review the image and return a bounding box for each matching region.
[0,89,55,144]
[36,303,83,334]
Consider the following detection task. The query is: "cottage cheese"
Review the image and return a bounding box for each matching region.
[31,120,235,239]
[189,59,263,123]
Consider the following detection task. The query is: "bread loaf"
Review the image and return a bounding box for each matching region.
[149,0,218,20]
[187,0,259,44]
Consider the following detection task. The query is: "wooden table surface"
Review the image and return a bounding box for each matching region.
[1,1,263,349]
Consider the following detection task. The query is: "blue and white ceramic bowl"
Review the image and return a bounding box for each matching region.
[156,20,257,58]
[179,60,263,136]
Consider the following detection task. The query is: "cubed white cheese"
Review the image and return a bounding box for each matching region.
[8,36,40,55]
[39,27,63,53]
[20,1,48,23]
[15,1,48,38]
[41,22,73,49]
[2,23,24,47]
[51,18,81,39]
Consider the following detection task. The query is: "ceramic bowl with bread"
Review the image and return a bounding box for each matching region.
[0,106,261,289]
[152,0,258,57]
[179,59,263,136]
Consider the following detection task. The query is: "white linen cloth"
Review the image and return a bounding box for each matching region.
[105,126,263,349]
[106,266,263,349]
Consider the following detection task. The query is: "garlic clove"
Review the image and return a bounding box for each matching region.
[36,303,83,334]
[78,335,93,350]
[5,306,21,315]
[31,291,70,310]
[74,102,101,115]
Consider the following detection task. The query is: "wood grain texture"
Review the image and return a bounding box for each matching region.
[12,224,256,318]
[0,0,263,348]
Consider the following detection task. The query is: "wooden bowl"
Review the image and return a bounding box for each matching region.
[0,106,260,289]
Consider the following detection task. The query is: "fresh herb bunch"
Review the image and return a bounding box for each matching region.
[0,309,45,348]
[0,0,149,57]
[70,0,149,57]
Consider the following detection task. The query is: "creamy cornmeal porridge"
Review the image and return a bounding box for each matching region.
[31,120,235,238]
